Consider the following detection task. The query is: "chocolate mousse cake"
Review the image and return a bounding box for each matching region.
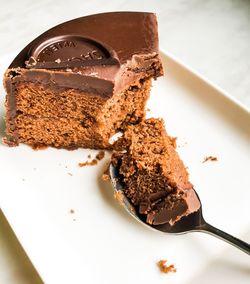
[112,118,200,225]
[3,12,163,149]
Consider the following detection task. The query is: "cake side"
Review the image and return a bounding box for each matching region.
[4,76,151,149]
[112,118,200,225]
[3,12,163,149]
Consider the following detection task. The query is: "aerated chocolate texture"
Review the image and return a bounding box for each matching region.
[3,12,163,148]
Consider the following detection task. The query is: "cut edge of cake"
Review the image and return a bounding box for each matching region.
[111,118,200,226]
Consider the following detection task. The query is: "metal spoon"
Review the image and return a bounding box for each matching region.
[109,164,250,255]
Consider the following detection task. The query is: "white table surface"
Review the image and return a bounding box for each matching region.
[0,1,250,283]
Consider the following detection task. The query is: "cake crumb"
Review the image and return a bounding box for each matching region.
[78,159,98,167]
[146,108,151,112]
[170,136,177,148]
[25,56,37,67]
[202,156,218,163]
[102,173,110,181]
[78,151,105,167]
[157,260,176,274]
[177,141,187,148]
[96,150,105,161]
[90,72,98,77]
[69,209,75,214]
[67,172,73,176]
[31,144,48,150]
[101,164,110,181]
[2,137,17,146]
[114,191,124,205]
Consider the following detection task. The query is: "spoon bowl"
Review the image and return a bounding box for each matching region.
[109,163,250,255]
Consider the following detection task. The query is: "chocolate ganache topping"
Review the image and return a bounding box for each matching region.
[5,12,163,98]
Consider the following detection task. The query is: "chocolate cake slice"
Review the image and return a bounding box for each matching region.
[3,12,163,149]
[112,118,200,225]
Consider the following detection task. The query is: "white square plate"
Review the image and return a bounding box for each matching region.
[0,51,249,284]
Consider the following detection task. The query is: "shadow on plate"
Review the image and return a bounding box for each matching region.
[187,228,250,284]
[0,210,43,284]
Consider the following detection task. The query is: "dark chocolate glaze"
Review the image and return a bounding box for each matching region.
[5,11,163,96]
[146,188,200,225]
[9,12,160,68]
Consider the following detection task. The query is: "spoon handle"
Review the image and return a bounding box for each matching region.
[201,222,250,255]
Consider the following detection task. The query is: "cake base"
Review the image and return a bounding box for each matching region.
[4,78,151,149]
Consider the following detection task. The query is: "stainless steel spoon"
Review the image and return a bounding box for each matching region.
[109,164,250,255]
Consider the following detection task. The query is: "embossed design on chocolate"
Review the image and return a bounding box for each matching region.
[26,36,119,69]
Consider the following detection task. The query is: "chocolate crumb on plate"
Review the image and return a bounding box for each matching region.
[96,150,105,161]
[79,151,105,167]
[169,136,177,148]
[69,209,75,214]
[101,164,110,181]
[102,173,110,181]
[202,156,218,163]
[157,260,176,274]
[67,172,73,176]
[78,159,98,167]
[114,191,124,205]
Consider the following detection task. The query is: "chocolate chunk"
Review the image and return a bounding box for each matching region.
[9,12,160,70]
